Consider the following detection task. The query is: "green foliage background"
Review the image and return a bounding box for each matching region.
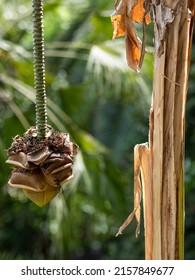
[0,0,194,259]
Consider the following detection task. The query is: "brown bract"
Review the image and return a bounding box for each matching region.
[6,126,78,207]
[111,0,151,71]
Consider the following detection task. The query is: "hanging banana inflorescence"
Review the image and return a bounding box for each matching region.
[6,0,78,207]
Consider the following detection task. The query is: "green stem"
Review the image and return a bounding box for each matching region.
[32,0,47,139]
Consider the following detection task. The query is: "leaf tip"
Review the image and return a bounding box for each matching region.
[115,230,122,237]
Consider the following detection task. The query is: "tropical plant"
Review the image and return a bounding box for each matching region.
[111,0,195,260]
[0,0,195,260]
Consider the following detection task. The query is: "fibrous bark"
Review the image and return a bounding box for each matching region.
[116,0,195,260]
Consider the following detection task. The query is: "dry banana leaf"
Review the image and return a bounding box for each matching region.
[111,0,151,71]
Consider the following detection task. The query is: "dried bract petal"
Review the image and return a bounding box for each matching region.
[8,168,48,192]
[23,186,60,207]
[6,152,36,169]
[43,164,73,187]
[27,146,52,165]
[42,157,72,174]
[63,138,79,156]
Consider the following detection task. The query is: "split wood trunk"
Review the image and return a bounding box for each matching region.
[145,0,195,259]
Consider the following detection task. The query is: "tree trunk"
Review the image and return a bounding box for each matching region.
[147,0,195,260]
[115,0,194,260]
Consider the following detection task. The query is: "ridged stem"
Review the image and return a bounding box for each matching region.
[32,0,47,139]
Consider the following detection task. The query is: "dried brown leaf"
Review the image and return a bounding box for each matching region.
[116,143,151,237]
[127,0,139,16]
[111,0,151,71]
[125,19,142,71]
[131,0,151,24]
[111,15,126,40]
[113,0,127,15]
[116,209,137,237]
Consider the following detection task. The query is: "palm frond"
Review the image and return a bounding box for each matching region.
[87,40,153,104]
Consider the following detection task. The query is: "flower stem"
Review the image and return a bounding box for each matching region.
[32,0,47,139]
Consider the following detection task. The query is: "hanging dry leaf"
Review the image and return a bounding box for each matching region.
[111,15,126,40]
[125,18,142,71]
[116,143,152,239]
[131,0,151,24]
[111,0,151,71]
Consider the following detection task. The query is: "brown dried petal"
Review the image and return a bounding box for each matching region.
[54,132,70,151]
[63,138,79,156]
[6,152,36,169]
[43,153,73,164]
[43,164,73,187]
[43,153,62,162]
[23,186,60,207]
[50,163,72,175]
[71,143,79,156]
[8,169,48,192]
[42,158,72,174]
[27,146,52,165]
